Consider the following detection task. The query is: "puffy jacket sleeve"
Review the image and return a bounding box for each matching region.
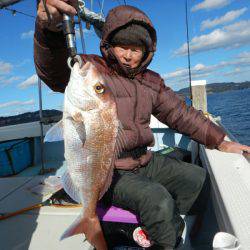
[34,19,70,93]
[152,79,226,149]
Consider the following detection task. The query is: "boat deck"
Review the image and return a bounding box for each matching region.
[0,164,219,250]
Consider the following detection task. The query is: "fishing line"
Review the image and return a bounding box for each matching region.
[2,6,35,18]
[97,0,105,17]
[76,0,86,54]
[90,0,93,11]
[100,0,105,17]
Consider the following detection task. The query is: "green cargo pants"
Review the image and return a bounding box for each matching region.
[103,152,207,249]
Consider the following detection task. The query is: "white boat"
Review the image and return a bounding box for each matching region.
[0,110,249,249]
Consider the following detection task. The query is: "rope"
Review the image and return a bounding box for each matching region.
[78,2,105,38]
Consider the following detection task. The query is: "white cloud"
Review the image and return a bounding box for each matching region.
[174,20,250,56]
[0,99,35,109]
[220,52,250,67]
[201,8,247,30]
[0,76,21,86]
[222,67,250,76]
[16,59,31,67]
[192,0,230,12]
[18,74,38,89]
[162,63,218,83]
[0,61,13,75]
[21,30,34,40]
[162,50,250,90]
[0,107,36,117]
[237,51,250,59]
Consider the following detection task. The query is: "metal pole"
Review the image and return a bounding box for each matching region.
[185,0,193,106]
[38,77,45,174]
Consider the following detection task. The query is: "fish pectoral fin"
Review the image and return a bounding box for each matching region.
[72,111,84,123]
[61,215,107,250]
[44,120,64,142]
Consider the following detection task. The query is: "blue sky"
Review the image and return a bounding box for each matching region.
[0,0,249,117]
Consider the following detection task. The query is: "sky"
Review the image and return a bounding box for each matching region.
[0,0,249,117]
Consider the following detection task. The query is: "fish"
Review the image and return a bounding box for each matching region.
[45,60,124,250]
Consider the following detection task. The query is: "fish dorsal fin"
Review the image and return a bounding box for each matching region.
[44,120,64,142]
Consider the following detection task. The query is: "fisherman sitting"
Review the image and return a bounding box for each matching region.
[35,1,250,249]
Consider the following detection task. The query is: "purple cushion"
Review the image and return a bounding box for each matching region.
[97,205,139,224]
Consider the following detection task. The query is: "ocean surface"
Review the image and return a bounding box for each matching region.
[207,88,250,146]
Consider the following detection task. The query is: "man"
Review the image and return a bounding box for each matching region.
[35,1,250,249]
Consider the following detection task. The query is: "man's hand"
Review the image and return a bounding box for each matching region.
[217,140,250,155]
[37,0,77,32]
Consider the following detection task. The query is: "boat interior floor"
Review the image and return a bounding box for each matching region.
[1,148,219,249]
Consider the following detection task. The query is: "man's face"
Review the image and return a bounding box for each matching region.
[113,45,144,69]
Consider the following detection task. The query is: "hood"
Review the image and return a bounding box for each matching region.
[100,5,157,78]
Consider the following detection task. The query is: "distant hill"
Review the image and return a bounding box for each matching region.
[0,81,249,127]
[177,81,250,96]
[0,110,62,127]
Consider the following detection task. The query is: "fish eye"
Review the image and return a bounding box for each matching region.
[94,83,105,94]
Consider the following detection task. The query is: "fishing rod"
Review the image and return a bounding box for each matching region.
[62,0,106,60]
[0,0,23,8]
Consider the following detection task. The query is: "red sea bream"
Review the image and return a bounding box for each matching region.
[46,60,123,250]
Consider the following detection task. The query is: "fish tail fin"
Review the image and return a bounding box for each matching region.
[61,214,107,250]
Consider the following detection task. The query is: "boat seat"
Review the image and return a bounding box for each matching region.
[97,204,139,224]
[50,188,140,224]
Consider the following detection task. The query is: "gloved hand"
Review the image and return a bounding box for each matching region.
[37,0,77,32]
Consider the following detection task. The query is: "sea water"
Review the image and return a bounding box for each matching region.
[208,88,250,145]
